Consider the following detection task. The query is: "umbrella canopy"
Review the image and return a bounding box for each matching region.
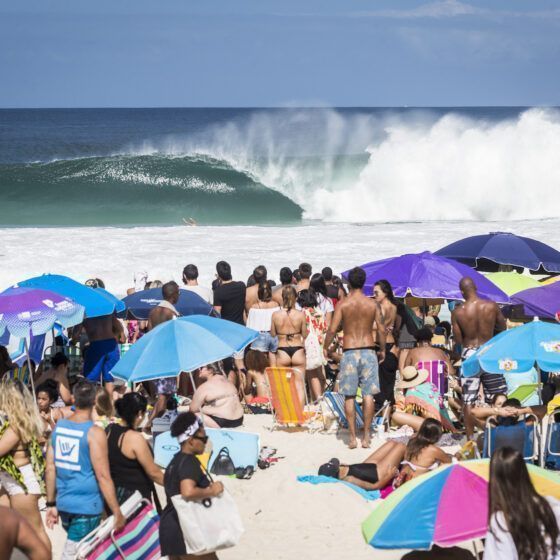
[463,320,560,378]
[111,315,258,382]
[435,232,560,273]
[121,288,212,320]
[95,287,126,314]
[18,274,120,318]
[0,287,84,338]
[362,460,560,550]
[342,251,509,302]
[511,282,560,320]
[485,272,541,296]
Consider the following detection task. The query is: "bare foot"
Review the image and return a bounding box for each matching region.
[348,438,358,449]
[361,437,371,449]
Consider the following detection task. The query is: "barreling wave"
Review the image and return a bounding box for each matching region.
[0,154,303,226]
[1,107,560,226]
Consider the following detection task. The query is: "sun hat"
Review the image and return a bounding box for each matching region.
[424,316,436,328]
[318,458,340,478]
[396,366,430,390]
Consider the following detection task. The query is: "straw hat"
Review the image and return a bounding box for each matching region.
[396,365,430,390]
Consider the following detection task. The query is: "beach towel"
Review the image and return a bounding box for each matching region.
[297,475,380,501]
[404,381,455,432]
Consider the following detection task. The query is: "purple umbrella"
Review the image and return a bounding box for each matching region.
[0,287,85,339]
[342,251,509,302]
[511,282,560,320]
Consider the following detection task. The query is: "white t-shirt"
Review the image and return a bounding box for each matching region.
[183,285,213,305]
[484,496,560,560]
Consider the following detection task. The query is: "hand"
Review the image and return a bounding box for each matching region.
[46,506,59,529]
[378,351,386,364]
[113,511,126,533]
[323,348,329,360]
[211,481,224,497]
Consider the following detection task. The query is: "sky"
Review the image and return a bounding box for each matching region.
[1,0,560,107]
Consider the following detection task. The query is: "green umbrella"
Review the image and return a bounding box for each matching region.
[485,272,540,296]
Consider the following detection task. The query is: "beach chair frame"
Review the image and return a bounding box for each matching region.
[541,407,560,469]
[484,413,540,463]
[264,367,319,432]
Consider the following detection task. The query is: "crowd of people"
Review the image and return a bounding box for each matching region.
[1,259,560,560]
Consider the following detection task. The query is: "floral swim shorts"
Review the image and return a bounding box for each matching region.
[339,349,380,397]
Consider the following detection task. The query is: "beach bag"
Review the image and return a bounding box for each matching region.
[210,447,235,476]
[76,491,161,560]
[305,314,324,370]
[171,465,244,555]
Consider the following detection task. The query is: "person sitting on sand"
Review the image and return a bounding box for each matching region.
[394,418,454,487]
[392,366,457,433]
[35,380,66,439]
[244,349,270,400]
[318,440,406,491]
[190,363,244,428]
[404,327,454,375]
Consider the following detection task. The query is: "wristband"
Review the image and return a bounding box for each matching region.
[46,501,56,508]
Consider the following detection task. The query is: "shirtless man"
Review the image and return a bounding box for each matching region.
[451,277,507,439]
[272,267,294,306]
[147,281,180,330]
[323,266,386,449]
[296,263,312,292]
[245,265,267,312]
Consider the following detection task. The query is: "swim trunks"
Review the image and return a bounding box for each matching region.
[339,349,380,397]
[461,347,507,406]
[83,338,119,384]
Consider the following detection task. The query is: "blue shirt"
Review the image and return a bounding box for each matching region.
[51,418,103,515]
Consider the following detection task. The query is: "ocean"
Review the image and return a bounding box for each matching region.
[1,107,559,293]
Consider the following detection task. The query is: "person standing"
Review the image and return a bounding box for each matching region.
[182,264,212,305]
[452,277,507,439]
[323,267,386,449]
[296,263,312,292]
[322,267,346,306]
[45,381,125,559]
[272,267,294,306]
[244,265,268,312]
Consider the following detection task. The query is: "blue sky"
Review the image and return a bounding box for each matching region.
[1,0,559,107]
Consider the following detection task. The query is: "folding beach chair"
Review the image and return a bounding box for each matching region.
[508,383,540,407]
[416,360,448,397]
[324,391,389,435]
[483,414,539,463]
[264,367,318,431]
[542,407,560,469]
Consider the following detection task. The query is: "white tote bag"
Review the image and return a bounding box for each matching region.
[171,488,244,555]
[305,312,324,370]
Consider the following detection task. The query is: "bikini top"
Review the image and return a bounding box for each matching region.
[400,460,440,472]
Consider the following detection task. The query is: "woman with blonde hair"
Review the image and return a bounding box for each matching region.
[0,380,50,551]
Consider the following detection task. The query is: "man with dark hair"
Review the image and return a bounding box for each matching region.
[245,265,267,312]
[296,262,312,292]
[322,266,346,305]
[323,266,386,449]
[148,281,180,330]
[46,381,125,558]
[452,276,507,439]
[182,264,212,304]
[272,266,294,305]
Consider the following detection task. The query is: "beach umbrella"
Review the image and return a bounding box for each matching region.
[111,315,258,383]
[462,320,560,378]
[342,251,509,302]
[0,287,84,391]
[511,282,560,320]
[121,288,212,320]
[485,272,540,296]
[435,232,560,273]
[362,460,560,550]
[18,274,121,318]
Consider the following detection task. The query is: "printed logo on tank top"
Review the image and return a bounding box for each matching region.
[54,426,85,471]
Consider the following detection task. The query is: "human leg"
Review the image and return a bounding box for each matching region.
[344,397,358,449]
[10,493,51,552]
[290,350,307,406]
[358,350,380,448]
[361,395,374,448]
[200,413,220,429]
[461,377,481,439]
[391,410,425,431]
[306,366,326,401]
[374,441,406,486]
[362,440,402,463]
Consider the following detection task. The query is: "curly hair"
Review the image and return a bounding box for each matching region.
[0,380,44,444]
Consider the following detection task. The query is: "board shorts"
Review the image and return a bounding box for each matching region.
[83,338,120,384]
[461,347,508,406]
[0,463,42,496]
[339,349,380,397]
[60,511,102,543]
[251,332,279,353]
[155,377,177,396]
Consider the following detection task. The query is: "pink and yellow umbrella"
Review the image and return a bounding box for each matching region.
[362,460,560,550]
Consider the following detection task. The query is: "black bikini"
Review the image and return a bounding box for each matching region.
[277,345,304,358]
[347,463,379,484]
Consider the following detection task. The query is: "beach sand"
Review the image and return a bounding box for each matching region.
[44,414,472,560]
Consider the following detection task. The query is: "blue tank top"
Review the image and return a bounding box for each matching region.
[51,418,103,515]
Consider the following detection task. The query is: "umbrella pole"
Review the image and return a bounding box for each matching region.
[24,333,35,395]
[472,539,479,557]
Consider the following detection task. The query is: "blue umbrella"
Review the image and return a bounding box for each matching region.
[463,321,560,378]
[18,274,120,318]
[342,251,509,302]
[435,232,560,273]
[95,287,126,314]
[121,288,213,320]
[111,315,258,382]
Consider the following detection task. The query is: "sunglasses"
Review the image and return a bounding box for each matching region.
[192,435,209,444]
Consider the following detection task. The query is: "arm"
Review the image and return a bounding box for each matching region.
[89,426,126,530]
[323,305,343,356]
[343,475,386,491]
[300,312,308,339]
[494,304,507,333]
[45,440,59,529]
[451,310,463,351]
[483,515,516,560]
[112,315,126,344]
[189,387,205,414]
[54,372,72,405]
[432,446,453,464]
[270,314,277,337]
[375,305,386,362]
[70,323,83,345]
[180,478,223,501]
[0,427,19,457]
[129,433,164,486]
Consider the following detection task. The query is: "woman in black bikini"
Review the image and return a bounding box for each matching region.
[271,286,307,405]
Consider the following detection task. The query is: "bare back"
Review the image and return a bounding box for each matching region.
[336,291,381,349]
[147,307,175,330]
[452,297,505,348]
[83,315,116,341]
[271,308,306,346]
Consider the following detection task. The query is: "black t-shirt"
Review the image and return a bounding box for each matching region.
[213,281,246,325]
[159,452,211,556]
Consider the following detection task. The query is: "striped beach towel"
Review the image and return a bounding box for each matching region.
[83,504,160,560]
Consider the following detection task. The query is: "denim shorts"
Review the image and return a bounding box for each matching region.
[251,332,279,353]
